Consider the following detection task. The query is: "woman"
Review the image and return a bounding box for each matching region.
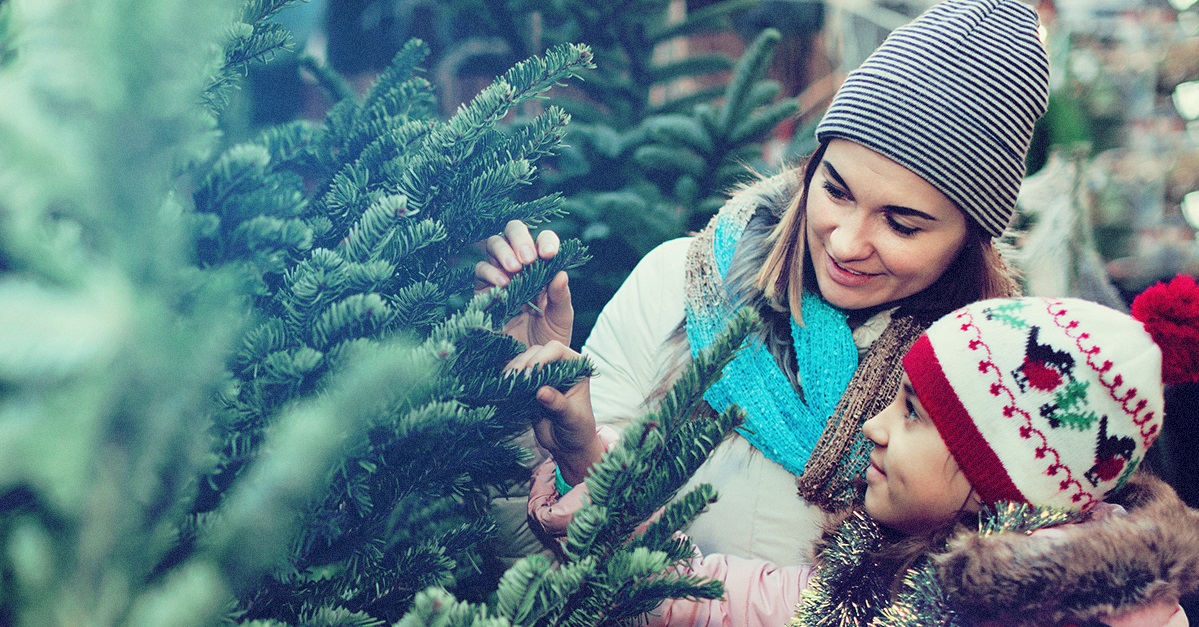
[480,0,1050,564]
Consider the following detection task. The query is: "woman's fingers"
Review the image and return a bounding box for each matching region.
[486,233,523,273]
[474,259,511,289]
[503,220,538,264]
[535,384,570,413]
[486,221,559,270]
[476,222,561,292]
[504,341,578,374]
[541,271,574,344]
[534,228,560,259]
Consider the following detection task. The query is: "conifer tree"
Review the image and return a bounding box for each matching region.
[190,13,766,622]
[397,308,760,627]
[0,0,762,624]
[0,0,368,623]
[186,34,603,624]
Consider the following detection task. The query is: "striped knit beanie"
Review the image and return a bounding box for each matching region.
[816,0,1049,237]
[902,277,1199,512]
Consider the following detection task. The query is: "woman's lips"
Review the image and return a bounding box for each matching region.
[824,253,877,288]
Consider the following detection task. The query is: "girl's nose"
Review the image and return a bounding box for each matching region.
[862,412,886,446]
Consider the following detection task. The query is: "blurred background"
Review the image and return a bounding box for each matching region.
[241,0,1199,316]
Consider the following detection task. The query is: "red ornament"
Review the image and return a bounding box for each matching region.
[1130,274,1199,385]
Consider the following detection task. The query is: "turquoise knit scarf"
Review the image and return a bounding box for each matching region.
[684,209,859,475]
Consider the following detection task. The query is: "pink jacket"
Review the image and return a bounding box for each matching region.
[528,434,814,627]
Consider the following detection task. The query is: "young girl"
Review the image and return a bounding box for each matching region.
[524,275,1199,626]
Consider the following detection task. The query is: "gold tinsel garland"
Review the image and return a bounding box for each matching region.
[789,504,1082,626]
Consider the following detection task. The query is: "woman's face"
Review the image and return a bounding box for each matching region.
[861,372,976,534]
[806,139,969,311]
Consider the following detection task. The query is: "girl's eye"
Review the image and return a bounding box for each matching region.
[904,400,921,422]
[821,181,849,201]
[887,215,920,236]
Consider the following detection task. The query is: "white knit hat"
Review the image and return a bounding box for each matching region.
[902,279,1199,512]
[816,0,1050,237]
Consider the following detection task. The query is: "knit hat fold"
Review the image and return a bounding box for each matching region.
[816,0,1050,237]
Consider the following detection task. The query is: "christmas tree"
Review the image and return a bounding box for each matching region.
[186,30,598,625]
[0,0,315,623]
[0,0,758,624]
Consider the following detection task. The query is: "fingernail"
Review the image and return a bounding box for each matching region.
[520,246,536,263]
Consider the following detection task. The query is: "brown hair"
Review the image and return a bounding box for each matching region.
[753,141,1020,324]
[754,143,827,322]
[875,509,978,598]
[837,470,981,599]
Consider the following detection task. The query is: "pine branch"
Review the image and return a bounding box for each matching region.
[648,54,736,86]
[648,85,728,116]
[204,338,438,595]
[728,99,799,147]
[298,53,358,104]
[397,587,515,627]
[205,0,303,113]
[494,106,574,165]
[545,307,758,619]
[634,144,707,179]
[362,39,432,112]
[498,43,597,107]
[400,44,594,216]
[643,115,716,157]
[717,29,783,136]
[468,238,591,329]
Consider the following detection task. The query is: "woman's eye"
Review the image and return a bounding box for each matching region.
[904,400,921,422]
[821,181,849,200]
[886,216,920,236]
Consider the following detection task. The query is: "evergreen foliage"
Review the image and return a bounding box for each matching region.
[553,26,798,344]
[0,0,351,623]
[396,307,761,627]
[188,37,601,623]
[441,0,799,345]
[0,0,764,623]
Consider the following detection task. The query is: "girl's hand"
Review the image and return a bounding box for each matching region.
[475,220,573,348]
[505,341,605,485]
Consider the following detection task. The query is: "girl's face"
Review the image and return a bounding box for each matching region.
[861,372,976,534]
[806,139,970,311]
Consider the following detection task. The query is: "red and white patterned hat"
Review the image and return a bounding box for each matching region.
[902,276,1199,512]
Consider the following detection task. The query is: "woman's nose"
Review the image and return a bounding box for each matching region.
[826,213,873,261]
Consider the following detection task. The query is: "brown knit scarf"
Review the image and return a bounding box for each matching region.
[795,315,927,509]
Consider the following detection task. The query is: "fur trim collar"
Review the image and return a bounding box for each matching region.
[648,174,796,402]
[937,473,1199,625]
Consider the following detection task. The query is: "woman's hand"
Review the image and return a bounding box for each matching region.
[506,341,605,486]
[475,220,573,348]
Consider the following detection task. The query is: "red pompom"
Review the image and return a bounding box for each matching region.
[1130,274,1199,386]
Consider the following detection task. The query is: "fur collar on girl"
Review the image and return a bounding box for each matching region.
[937,472,1199,626]
[792,473,1199,626]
